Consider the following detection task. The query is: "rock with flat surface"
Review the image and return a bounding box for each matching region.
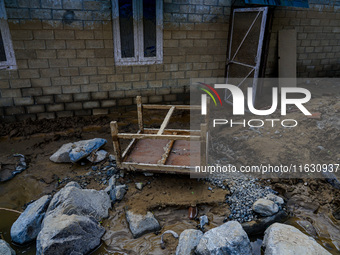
[196,221,252,255]
[36,213,105,255]
[176,229,203,255]
[110,184,127,202]
[126,210,161,238]
[253,199,279,216]
[265,194,284,205]
[0,240,16,255]
[50,138,107,163]
[49,143,73,163]
[11,195,51,244]
[87,150,108,163]
[263,223,331,255]
[46,182,110,221]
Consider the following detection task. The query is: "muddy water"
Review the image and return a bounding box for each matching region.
[2,205,339,255]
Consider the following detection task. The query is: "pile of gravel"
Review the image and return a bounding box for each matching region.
[207,171,277,223]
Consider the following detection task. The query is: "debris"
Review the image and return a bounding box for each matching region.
[175,229,203,255]
[87,150,108,163]
[135,182,144,190]
[11,195,51,245]
[196,221,252,255]
[160,230,179,249]
[199,215,209,230]
[262,223,331,255]
[143,172,154,177]
[188,206,198,220]
[110,185,127,202]
[50,138,107,163]
[252,199,279,217]
[125,210,161,238]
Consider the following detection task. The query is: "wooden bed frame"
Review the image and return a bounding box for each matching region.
[110,96,209,175]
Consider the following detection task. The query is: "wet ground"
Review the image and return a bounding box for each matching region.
[0,80,339,254]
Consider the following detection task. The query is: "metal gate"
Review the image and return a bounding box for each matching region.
[225,7,268,105]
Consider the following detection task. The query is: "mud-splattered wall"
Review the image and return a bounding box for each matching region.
[0,0,339,121]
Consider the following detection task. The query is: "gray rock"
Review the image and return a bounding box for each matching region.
[253,199,279,216]
[110,184,127,202]
[196,221,252,255]
[11,195,51,244]
[242,211,288,236]
[126,210,161,238]
[87,150,108,163]
[46,182,111,221]
[36,213,105,255]
[50,139,107,163]
[69,138,107,163]
[0,240,16,255]
[199,215,209,229]
[49,143,73,163]
[135,182,143,190]
[104,176,116,193]
[265,194,284,205]
[263,223,331,255]
[176,229,203,255]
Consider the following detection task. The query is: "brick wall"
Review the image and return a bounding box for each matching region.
[0,0,339,122]
[0,0,230,121]
[266,1,340,77]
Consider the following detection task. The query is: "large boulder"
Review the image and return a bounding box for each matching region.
[126,210,161,238]
[36,213,105,255]
[46,181,111,221]
[263,223,331,255]
[196,221,252,255]
[11,195,51,244]
[50,138,107,163]
[0,240,16,255]
[176,229,203,255]
[253,199,279,217]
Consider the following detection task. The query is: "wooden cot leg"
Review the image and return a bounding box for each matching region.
[110,121,122,168]
[136,96,144,132]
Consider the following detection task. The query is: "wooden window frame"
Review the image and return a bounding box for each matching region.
[112,0,163,66]
[0,1,16,70]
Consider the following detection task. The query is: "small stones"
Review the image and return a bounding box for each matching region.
[110,184,127,203]
[199,215,209,229]
[135,182,144,190]
[125,210,161,238]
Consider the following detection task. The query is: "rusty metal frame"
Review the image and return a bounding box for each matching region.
[110,96,209,175]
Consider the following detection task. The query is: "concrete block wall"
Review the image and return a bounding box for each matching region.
[266,1,340,77]
[0,0,230,122]
[0,0,339,121]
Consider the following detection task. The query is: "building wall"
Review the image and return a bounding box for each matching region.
[0,0,339,122]
[266,1,340,77]
[0,0,230,122]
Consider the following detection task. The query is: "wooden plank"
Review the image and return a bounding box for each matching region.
[143,104,201,110]
[157,139,175,165]
[200,123,207,167]
[121,130,141,160]
[121,162,196,175]
[117,133,201,141]
[157,106,175,135]
[136,96,144,132]
[110,121,122,167]
[144,128,201,135]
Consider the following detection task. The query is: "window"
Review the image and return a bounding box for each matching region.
[112,0,163,66]
[0,0,16,70]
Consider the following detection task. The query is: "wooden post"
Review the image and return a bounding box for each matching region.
[136,96,144,132]
[110,121,122,167]
[200,123,207,167]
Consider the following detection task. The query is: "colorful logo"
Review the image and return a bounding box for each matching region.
[197,82,222,115]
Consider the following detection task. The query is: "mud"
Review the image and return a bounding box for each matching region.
[0,82,339,254]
